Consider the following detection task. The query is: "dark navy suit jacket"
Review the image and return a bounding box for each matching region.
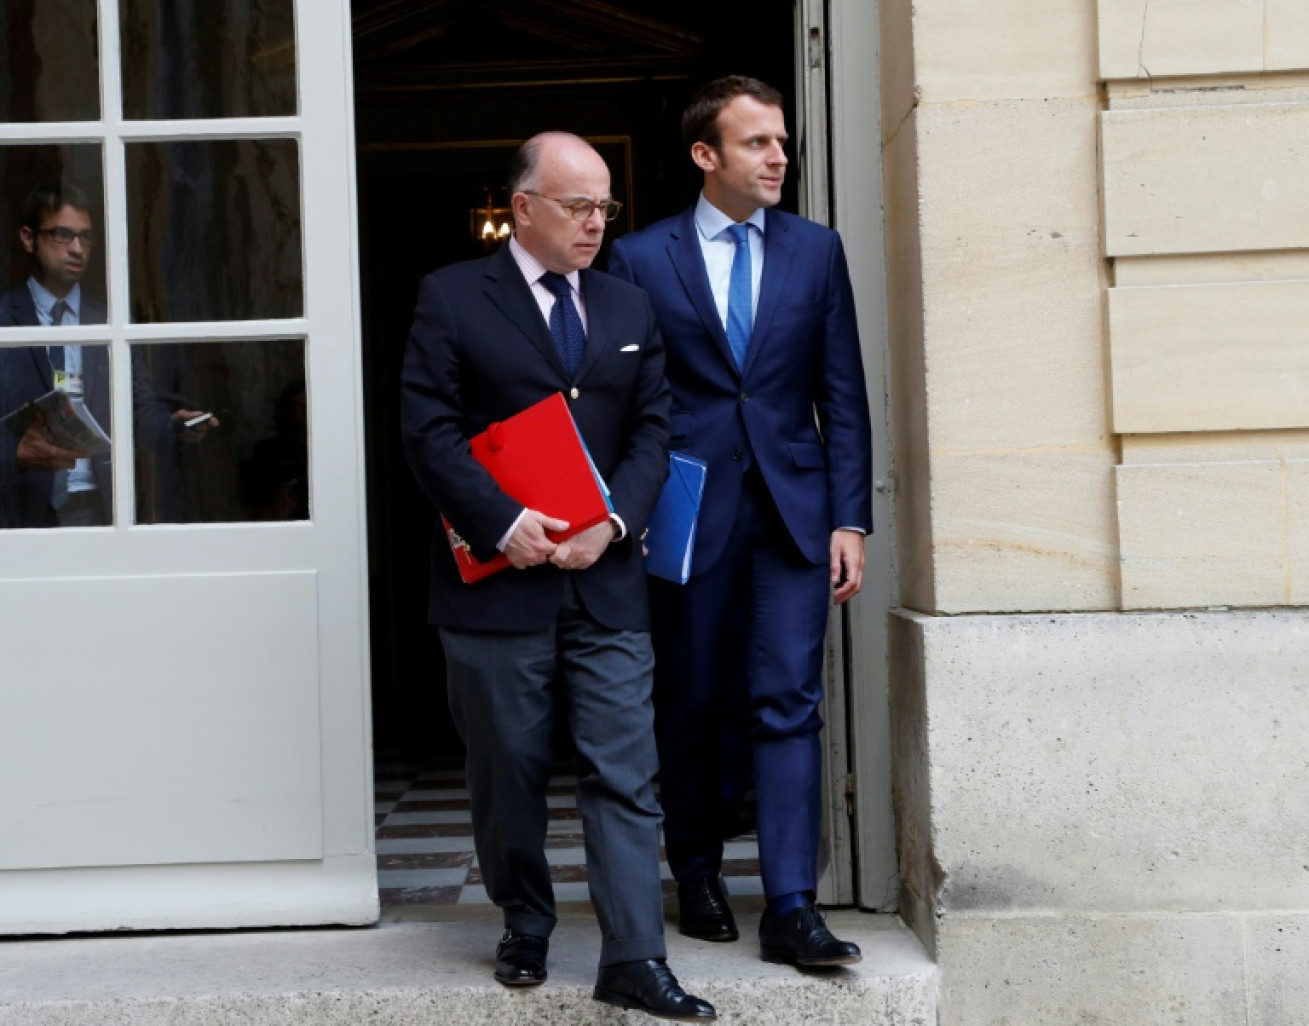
[609,206,873,574]
[0,285,174,527]
[0,285,113,527]
[400,243,671,633]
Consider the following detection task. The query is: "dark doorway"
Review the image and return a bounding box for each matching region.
[352,0,797,766]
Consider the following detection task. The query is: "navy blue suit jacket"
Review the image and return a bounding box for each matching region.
[0,285,175,528]
[0,285,112,527]
[609,206,873,573]
[401,243,671,633]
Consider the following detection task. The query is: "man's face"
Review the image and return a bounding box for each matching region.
[19,204,93,297]
[695,95,789,222]
[512,138,612,274]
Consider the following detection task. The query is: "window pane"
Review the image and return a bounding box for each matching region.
[125,139,303,322]
[1,146,106,308]
[120,0,296,120]
[0,344,113,528]
[133,339,307,524]
[0,0,100,123]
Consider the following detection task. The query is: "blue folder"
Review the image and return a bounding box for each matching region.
[645,451,707,584]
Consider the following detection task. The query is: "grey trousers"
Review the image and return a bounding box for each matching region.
[440,582,666,967]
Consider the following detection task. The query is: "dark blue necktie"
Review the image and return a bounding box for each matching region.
[539,272,586,378]
[48,300,70,371]
[724,223,753,370]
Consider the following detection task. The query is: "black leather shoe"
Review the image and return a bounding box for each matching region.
[493,929,548,986]
[593,958,717,1021]
[677,877,739,942]
[759,903,862,967]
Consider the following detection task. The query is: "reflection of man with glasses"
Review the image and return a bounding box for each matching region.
[0,182,211,527]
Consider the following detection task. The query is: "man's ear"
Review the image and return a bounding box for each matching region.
[510,192,532,229]
[690,141,717,175]
[18,226,35,255]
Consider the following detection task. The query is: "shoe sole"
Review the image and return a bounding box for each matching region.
[593,987,718,1021]
[678,924,740,943]
[494,972,546,987]
[760,946,863,968]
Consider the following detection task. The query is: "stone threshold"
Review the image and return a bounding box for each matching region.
[0,910,936,1025]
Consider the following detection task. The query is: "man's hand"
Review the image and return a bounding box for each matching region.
[550,519,616,572]
[830,528,866,605]
[15,414,89,471]
[504,509,569,568]
[171,409,221,444]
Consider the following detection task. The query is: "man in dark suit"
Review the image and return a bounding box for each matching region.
[609,76,873,968]
[401,132,714,1021]
[0,181,210,528]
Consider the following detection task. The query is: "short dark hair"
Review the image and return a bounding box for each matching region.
[20,181,92,232]
[682,75,785,151]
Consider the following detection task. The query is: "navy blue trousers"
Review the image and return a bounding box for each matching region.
[651,471,829,902]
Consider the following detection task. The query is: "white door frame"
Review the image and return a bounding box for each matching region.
[796,0,899,910]
[0,0,375,933]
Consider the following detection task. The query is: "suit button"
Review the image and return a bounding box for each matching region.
[569,387,580,399]
[740,392,749,403]
[731,448,743,461]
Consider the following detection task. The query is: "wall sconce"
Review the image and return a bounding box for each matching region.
[471,190,512,247]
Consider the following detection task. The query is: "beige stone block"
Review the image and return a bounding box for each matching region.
[913,0,1097,101]
[1108,280,1309,433]
[879,0,916,146]
[883,109,937,613]
[1287,461,1309,605]
[916,99,1107,451]
[893,609,1309,916]
[1114,251,1309,286]
[1098,0,1265,80]
[1268,0,1309,72]
[938,915,1247,1024]
[930,447,1119,614]
[1123,430,1309,463]
[1102,102,1309,256]
[1116,461,1287,607]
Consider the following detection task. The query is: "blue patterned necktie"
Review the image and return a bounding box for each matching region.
[724,223,753,370]
[539,271,586,378]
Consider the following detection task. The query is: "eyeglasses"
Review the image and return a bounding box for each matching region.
[523,191,623,223]
[38,228,95,247]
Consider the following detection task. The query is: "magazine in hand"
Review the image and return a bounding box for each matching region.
[1,389,110,456]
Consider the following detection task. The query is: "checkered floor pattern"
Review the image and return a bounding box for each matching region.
[375,763,763,909]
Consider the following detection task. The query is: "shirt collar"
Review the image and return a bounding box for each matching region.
[27,277,81,324]
[508,235,580,293]
[694,193,767,242]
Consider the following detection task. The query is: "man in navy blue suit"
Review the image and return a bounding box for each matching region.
[401,132,714,1021]
[609,76,873,967]
[0,181,211,528]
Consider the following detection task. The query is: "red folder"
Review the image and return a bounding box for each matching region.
[443,392,613,584]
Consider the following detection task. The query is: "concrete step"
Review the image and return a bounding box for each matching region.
[0,910,936,1025]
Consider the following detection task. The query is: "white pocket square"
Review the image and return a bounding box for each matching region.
[620,344,640,352]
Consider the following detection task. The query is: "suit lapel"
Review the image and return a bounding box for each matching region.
[5,288,56,390]
[666,209,740,376]
[574,268,616,382]
[481,244,568,379]
[744,209,796,377]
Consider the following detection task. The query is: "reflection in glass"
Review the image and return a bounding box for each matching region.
[1,146,106,304]
[0,344,113,528]
[0,0,99,123]
[133,339,307,524]
[126,139,302,323]
[120,0,296,120]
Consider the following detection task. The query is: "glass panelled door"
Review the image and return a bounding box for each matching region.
[0,0,374,932]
